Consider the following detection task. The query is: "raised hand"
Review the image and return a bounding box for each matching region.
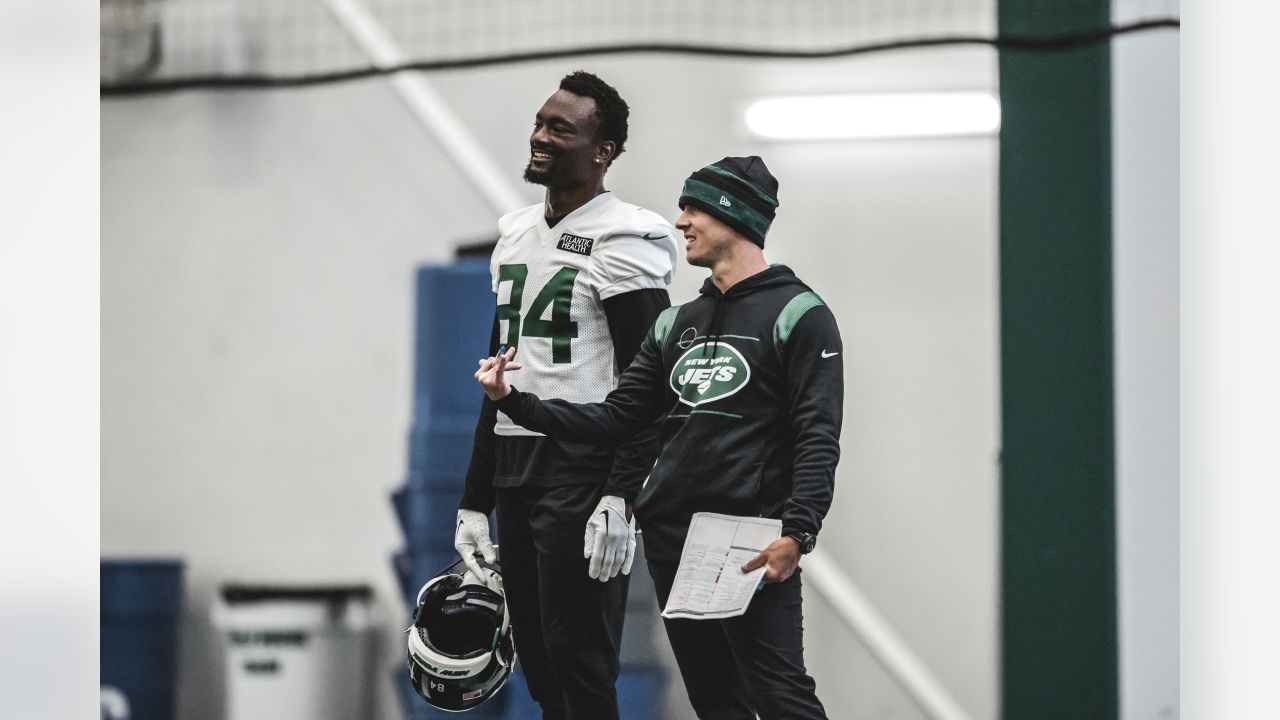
[475,346,522,401]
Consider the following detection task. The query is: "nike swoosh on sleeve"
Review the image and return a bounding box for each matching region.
[641,232,667,240]
[821,350,839,358]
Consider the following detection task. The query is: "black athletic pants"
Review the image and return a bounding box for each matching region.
[495,484,629,720]
[648,556,828,720]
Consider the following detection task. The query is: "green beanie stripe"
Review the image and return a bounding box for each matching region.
[702,164,779,208]
[680,178,774,241]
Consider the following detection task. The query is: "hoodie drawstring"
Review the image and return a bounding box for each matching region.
[704,292,724,357]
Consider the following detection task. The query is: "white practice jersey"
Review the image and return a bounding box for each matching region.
[491,191,679,436]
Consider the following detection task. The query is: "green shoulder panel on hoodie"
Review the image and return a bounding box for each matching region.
[654,305,682,347]
[773,291,825,356]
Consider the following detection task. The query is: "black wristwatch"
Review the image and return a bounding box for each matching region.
[785,530,817,554]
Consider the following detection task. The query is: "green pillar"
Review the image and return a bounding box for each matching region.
[998,1,1117,718]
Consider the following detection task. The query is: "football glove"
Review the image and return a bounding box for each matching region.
[583,495,635,582]
[455,509,497,581]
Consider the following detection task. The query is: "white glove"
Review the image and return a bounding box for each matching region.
[455,509,497,580]
[583,495,636,582]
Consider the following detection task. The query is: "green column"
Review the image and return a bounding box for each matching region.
[998,2,1117,718]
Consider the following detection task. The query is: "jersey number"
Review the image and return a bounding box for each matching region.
[497,264,579,363]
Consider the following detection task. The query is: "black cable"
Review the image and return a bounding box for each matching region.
[102,18,1179,97]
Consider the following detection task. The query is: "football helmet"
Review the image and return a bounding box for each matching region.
[406,554,515,711]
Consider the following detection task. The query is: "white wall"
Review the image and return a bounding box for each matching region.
[1113,24,1180,720]
[103,48,999,719]
[101,82,497,719]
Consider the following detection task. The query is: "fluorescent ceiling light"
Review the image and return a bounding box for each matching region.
[743,92,1001,141]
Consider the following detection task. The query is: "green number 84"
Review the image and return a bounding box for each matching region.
[496,264,579,364]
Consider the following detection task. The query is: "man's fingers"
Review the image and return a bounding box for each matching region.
[583,524,597,559]
[476,537,497,564]
[477,348,518,373]
[611,544,627,579]
[601,544,620,581]
[494,354,507,385]
[476,351,519,398]
[740,551,767,573]
[460,553,484,579]
[588,546,604,580]
[623,524,637,576]
[589,526,608,580]
[601,543,617,581]
[621,542,635,576]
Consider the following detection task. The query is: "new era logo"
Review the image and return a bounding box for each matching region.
[719,196,733,207]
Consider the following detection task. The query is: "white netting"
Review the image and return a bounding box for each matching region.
[100,0,1179,90]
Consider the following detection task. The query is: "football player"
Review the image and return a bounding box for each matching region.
[454,71,679,720]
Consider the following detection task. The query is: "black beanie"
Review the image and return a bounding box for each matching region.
[678,156,780,247]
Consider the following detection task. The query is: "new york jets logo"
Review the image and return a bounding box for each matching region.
[670,342,751,406]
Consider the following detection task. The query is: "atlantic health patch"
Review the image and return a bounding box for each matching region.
[556,233,594,256]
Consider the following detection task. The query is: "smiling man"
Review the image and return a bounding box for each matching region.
[453,71,679,720]
[476,156,842,720]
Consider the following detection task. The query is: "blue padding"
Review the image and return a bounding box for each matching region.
[101,559,185,720]
[617,665,669,720]
[391,485,462,549]
[413,261,494,422]
[101,558,184,617]
[405,427,476,485]
[499,668,542,718]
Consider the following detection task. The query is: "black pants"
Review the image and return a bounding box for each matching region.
[648,557,828,720]
[495,484,629,720]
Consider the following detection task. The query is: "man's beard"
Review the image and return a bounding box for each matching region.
[523,161,553,186]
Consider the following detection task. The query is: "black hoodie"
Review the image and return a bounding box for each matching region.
[495,265,843,564]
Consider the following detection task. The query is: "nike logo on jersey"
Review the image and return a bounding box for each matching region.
[556,233,594,256]
[642,232,667,240]
[821,350,839,358]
